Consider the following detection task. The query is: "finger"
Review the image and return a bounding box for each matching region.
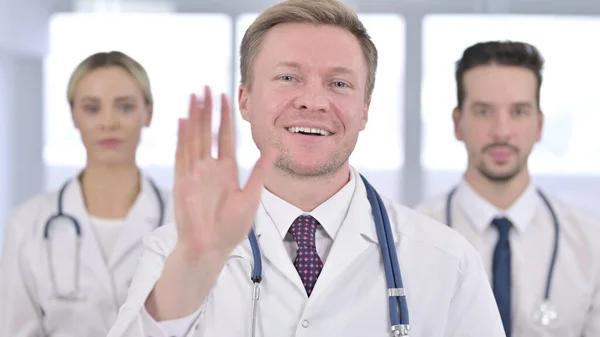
[188,93,203,164]
[199,85,213,158]
[241,147,277,205]
[217,93,235,160]
[175,118,190,179]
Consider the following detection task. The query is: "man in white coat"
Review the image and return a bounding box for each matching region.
[415,41,600,337]
[107,1,506,336]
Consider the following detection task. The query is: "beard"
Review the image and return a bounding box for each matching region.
[275,151,346,178]
[477,143,523,182]
[272,134,356,179]
[477,161,522,182]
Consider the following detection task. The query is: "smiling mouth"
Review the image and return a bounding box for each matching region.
[285,126,332,136]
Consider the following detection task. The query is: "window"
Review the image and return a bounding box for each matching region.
[234,13,260,171]
[421,15,600,175]
[233,14,405,171]
[73,0,175,12]
[44,13,232,173]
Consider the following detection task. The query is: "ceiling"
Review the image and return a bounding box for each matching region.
[37,0,600,15]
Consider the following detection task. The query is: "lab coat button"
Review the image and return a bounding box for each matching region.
[301,320,310,328]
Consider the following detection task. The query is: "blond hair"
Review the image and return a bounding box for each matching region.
[240,0,378,101]
[67,51,153,107]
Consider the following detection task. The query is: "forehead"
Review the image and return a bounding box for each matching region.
[75,66,141,98]
[255,22,367,75]
[462,64,538,104]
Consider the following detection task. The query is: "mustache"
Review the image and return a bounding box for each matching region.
[482,143,518,153]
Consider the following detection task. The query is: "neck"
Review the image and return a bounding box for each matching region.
[463,165,531,210]
[265,164,351,212]
[79,162,141,219]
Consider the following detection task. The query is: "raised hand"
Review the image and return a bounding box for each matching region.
[173,86,276,261]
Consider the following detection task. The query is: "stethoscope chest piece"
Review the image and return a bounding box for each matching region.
[531,301,558,327]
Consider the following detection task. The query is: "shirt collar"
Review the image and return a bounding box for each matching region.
[260,168,356,241]
[455,179,538,233]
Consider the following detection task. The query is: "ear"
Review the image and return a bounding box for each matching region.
[536,109,544,142]
[238,84,250,122]
[144,104,153,127]
[359,99,370,131]
[452,107,463,141]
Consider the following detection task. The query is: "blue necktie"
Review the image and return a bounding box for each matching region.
[492,217,512,337]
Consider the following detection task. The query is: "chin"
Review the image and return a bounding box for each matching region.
[479,165,521,183]
[275,155,345,178]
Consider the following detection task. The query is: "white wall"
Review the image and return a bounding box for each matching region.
[0,0,49,247]
[0,51,15,240]
[4,0,600,248]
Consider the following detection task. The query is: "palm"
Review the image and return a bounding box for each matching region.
[174,86,275,259]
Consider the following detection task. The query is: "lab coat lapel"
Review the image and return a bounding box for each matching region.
[308,177,373,302]
[253,206,306,294]
[61,180,114,293]
[109,177,164,269]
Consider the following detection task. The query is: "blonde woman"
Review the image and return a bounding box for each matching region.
[0,51,174,336]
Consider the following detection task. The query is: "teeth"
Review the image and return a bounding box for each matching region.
[287,126,332,136]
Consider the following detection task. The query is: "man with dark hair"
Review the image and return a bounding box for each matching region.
[416,40,600,337]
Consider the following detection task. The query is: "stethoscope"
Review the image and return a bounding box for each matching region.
[246,175,410,337]
[43,177,165,302]
[445,186,560,327]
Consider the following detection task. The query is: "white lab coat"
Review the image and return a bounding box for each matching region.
[0,176,174,337]
[108,169,506,337]
[415,181,600,337]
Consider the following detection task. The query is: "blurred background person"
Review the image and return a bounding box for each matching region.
[0,51,174,337]
[415,41,600,337]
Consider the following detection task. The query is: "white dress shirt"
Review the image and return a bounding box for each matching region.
[108,167,506,337]
[415,179,600,337]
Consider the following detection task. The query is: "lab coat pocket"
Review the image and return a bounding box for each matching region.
[226,250,254,277]
[201,254,253,336]
[36,223,90,332]
[40,292,88,334]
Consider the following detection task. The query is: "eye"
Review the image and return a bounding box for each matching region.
[83,105,100,113]
[513,107,530,116]
[119,103,135,112]
[278,75,296,82]
[475,108,489,116]
[331,81,349,88]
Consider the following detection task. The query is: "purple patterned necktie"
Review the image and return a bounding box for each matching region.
[289,215,324,296]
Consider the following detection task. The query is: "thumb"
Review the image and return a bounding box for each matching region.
[241,147,277,204]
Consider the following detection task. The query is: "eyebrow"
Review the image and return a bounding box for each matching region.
[275,61,356,77]
[275,61,302,70]
[79,95,137,103]
[469,101,534,109]
[114,96,137,103]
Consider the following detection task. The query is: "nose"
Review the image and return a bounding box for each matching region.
[99,108,120,130]
[490,110,513,140]
[292,81,330,113]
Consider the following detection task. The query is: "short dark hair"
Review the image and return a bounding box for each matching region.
[455,41,544,109]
